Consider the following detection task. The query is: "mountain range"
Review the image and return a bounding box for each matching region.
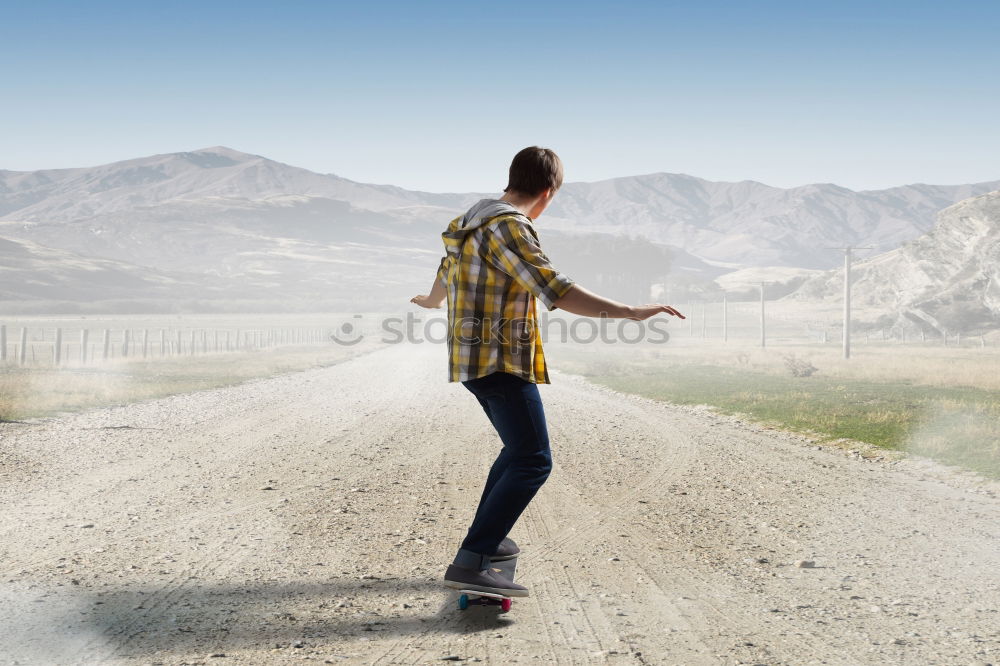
[788,191,1000,333]
[0,146,997,317]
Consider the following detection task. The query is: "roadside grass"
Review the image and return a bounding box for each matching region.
[549,343,1000,479]
[0,342,378,421]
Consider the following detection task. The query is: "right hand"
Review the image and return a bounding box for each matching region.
[626,304,685,321]
[410,294,444,309]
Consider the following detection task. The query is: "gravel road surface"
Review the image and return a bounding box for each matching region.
[1,344,998,665]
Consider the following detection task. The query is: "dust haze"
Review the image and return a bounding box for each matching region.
[2,148,999,664]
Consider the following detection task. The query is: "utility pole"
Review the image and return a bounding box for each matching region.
[828,245,872,360]
[722,292,728,343]
[759,282,767,348]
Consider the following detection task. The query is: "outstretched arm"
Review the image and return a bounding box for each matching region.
[411,256,449,309]
[410,277,446,309]
[553,284,685,321]
[483,219,684,321]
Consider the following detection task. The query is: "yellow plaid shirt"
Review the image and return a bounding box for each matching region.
[436,203,575,383]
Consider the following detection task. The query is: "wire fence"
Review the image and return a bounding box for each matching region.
[668,301,997,348]
[0,324,333,368]
[2,304,996,369]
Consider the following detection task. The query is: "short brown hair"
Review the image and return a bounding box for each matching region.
[504,146,563,196]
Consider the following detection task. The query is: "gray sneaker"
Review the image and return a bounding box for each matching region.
[444,564,529,597]
[490,536,520,562]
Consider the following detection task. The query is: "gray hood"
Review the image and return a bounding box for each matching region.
[459,199,522,230]
[440,199,525,257]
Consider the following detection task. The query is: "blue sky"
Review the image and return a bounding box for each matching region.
[2,0,998,191]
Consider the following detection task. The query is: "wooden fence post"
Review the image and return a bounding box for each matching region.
[142,329,149,358]
[53,328,62,365]
[0,324,5,362]
[122,329,130,358]
[80,329,89,364]
[103,329,111,361]
[176,330,182,356]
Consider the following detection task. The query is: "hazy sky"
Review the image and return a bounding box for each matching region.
[2,0,999,192]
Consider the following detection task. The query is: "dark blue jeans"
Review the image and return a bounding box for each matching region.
[453,371,552,571]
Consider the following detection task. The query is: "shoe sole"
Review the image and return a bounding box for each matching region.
[488,553,519,562]
[443,579,529,598]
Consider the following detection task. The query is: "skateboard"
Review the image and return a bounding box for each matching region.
[456,556,517,613]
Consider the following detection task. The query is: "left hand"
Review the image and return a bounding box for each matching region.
[626,304,685,321]
[410,294,443,309]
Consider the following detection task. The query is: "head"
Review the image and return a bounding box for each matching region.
[502,146,563,219]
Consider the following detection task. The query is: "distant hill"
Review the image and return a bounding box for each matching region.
[786,190,1000,333]
[712,266,825,300]
[543,174,1000,268]
[0,146,469,220]
[1,146,997,312]
[0,234,228,304]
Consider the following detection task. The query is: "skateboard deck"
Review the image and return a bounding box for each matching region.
[456,556,518,613]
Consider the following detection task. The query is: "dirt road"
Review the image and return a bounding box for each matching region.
[1,344,998,665]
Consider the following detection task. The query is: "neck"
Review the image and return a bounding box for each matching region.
[499,191,540,218]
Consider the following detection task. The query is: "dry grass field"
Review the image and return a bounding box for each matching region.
[547,339,1000,478]
[0,314,383,422]
[5,309,998,479]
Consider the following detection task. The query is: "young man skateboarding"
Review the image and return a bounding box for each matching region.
[410,146,684,598]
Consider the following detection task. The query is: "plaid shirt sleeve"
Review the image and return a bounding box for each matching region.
[484,217,575,310]
[435,254,453,288]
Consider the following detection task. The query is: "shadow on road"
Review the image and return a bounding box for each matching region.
[40,577,517,661]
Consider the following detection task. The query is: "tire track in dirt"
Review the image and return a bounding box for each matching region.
[74,358,431,661]
[533,393,717,664]
[89,351,462,664]
[544,377,867,665]
[342,354,881,664]
[1,346,450,664]
[3,344,999,665]
[0,352,386,576]
[369,361,704,664]
[521,485,620,663]
[543,374,950,665]
[365,416,500,666]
